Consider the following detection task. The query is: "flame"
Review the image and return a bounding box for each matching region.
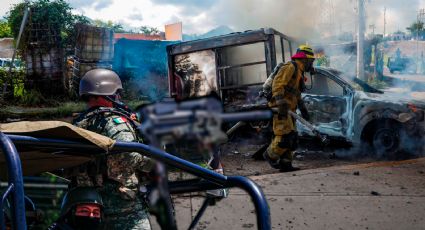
[407,103,417,113]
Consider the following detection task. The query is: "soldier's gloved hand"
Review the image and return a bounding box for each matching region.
[277,103,289,119]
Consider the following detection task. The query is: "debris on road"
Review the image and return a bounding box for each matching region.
[371,191,381,196]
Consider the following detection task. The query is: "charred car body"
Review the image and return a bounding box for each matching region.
[300,68,424,156]
[166,28,425,156]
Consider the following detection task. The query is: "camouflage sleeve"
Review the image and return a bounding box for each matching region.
[104,116,154,173]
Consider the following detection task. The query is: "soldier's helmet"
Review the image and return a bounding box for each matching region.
[60,187,104,218]
[79,68,123,97]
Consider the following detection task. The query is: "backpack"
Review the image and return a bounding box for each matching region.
[261,61,298,100]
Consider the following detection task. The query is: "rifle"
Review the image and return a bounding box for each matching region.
[136,97,272,229]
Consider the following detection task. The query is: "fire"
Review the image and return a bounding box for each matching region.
[408,103,418,113]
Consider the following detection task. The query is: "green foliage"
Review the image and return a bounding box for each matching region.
[0,19,12,38]
[0,102,86,121]
[6,0,88,51]
[6,2,26,39]
[92,19,125,33]
[406,21,425,37]
[139,26,160,35]
[18,89,45,105]
[0,67,26,98]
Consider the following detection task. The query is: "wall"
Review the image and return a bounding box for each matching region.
[0,38,14,58]
[113,39,177,101]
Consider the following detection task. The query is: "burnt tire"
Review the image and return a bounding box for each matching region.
[372,122,402,158]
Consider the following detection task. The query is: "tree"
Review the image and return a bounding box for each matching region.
[0,19,12,38]
[406,21,425,39]
[92,19,126,33]
[139,26,160,35]
[6,0,89,50]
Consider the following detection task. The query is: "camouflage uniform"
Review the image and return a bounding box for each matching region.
[72,107,152,230]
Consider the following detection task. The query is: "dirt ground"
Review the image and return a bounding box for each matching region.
[160,149,425,230]
[220,141,375,177]
[149,137,425,230]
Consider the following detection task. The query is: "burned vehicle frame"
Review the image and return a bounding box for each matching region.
[166,28,425,157]
[301,67,425,156]
[167,28,296,105]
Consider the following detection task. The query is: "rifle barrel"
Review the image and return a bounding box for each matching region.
[220,110,273,122]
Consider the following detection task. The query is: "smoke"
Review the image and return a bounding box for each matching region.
[210,0,325,41]
[366,0,420,34]
[201,0,421,42]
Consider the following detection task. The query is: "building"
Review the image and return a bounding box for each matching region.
[113,33,165,43]
[0,38,14,58]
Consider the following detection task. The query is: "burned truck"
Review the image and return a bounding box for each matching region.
[166,28,296,104]
[300,68,425,156]
[166,28,425,157]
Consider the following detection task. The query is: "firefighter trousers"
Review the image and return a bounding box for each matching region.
[267,114,298,162]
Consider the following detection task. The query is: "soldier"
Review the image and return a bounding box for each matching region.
[71,69,154,229]
[264,45,314,172]
[49,187,104,230]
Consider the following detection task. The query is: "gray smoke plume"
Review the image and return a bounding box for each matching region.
[202,0,421,42]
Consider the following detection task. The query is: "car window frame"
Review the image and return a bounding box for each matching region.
[305,70,352,97]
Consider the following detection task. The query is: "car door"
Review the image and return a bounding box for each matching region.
[299,70,350,138]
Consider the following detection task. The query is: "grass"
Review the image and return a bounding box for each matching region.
[0,100,150,121]
[0,102,86,121]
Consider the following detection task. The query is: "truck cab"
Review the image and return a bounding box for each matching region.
[166,28,297,110]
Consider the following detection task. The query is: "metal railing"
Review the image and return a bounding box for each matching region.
[1,133,271,230]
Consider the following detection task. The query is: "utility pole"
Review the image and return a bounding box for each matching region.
[416,9,425,73]
[357,0,365,79]
[3,1,30,97]
[383,7,386,37]
[369,24,376,35]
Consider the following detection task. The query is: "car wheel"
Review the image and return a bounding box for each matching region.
[372,123,401,158]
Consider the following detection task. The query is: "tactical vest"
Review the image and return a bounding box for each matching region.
[70,107,142,187]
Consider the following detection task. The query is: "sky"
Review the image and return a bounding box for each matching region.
[1,0,425,39]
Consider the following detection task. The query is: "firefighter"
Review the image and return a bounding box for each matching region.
[49,187,104,230]
[264,45,314,172]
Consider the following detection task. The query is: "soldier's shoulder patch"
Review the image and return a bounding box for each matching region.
[112,117,128,124]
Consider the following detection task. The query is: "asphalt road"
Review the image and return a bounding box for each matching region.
[163,157,425,230]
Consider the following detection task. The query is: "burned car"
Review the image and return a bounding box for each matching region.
[299,67,425,156]
[166,28,425,156]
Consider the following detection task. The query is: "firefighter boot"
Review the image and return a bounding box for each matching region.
[263,146,280,169]
[279,159,300,172]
